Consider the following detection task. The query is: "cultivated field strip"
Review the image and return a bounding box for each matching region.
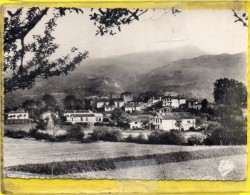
[5,146,246,176]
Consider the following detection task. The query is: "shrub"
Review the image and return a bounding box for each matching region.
[134,133,147,143]
[148,131,185,145]
[66,125,84,141]
[4,129,29,139]
[91,127,122,142]
[187,135,204,145]
[36,118,49,130]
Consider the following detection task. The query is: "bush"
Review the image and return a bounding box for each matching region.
[125,133,147,144]
[187,135,204,145]
[66,125,84,141]
[5,129,30,139]
[91,127,122,142]
[148,131,185,145]
[36,118,49,130]
[29,128,56,141]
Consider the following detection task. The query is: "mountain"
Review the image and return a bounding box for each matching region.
[5,47,246,108]
[75,44,206,74]
[130,52,247,100]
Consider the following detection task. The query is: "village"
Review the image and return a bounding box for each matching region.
[5,91,213,132]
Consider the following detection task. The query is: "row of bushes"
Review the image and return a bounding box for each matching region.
[7,146,246,175]
[5,124,246,145]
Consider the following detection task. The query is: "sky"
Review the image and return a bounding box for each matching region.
[20,8,248,59]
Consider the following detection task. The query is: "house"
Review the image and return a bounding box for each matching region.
[95,98,125,109]
[162,96,186,108]
[124,102,143,113]
[121,91,133,103]
[129,120,142,130]
[157,107,172,114]
[187,99,202,110]
[148,96,162,104]
[153,112,195,131]
[104,105,115,112]
[64,110,103,124]
[6,110,29,124]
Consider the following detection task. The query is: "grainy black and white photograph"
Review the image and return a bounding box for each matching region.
[3,7,248,180]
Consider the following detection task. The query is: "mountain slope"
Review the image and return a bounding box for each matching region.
[130,52,247,100]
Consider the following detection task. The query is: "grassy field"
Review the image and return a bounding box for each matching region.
[4,123,36,132]
[4,137,246,180]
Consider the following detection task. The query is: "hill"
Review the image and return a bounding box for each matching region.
[130,52,247,100]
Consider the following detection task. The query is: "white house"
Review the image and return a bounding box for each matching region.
[124,102,142,113]
[95,98,124,109]
[129,120,142,129]
[6,110,29,124]
[7,111,29,120]
[153,112,195,131]
[64,111,103,124]
[187,99,202,110]
[162,96,186,108]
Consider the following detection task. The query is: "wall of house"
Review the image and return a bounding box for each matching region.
[162,98,180,108]
[114,101,125,107]
[129,121,142,129]
[161,119,177,131]
[179,99,187,105]
[181,119,196,130]
[96,101,109,108]
[188,102,202,110]
[68,116,96,124]
[8,113,29,120]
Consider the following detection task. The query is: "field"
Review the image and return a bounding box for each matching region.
[4,138,246,180]
[4,123,36,132]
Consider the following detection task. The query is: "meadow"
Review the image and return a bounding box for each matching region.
[4,137,246,180]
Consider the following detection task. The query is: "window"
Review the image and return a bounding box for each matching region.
[96,117,98,121]
[99,117,101,121]
[86,117,88,121]
[24,114,26,117]
[81,117,83,121]
[135,121,138,124]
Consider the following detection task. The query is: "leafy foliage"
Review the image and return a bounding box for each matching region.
[213,78,247,108]
[63,95,85,110]
[66,124,84,141]
[89,8,148,36]
[148,131,185,145]
[4,7,148,93]
[91,126,122,142]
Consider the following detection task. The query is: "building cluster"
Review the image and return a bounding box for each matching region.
[6,91,205,132]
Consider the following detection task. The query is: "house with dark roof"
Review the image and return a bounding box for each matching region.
[153,112,195,131]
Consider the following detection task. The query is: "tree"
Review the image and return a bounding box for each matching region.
[66,124,84,141]
[213,78,247,108]
[63,95,84,110]
[111,108,129,126]
[42,94,57,108]
[4,8,148,93]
